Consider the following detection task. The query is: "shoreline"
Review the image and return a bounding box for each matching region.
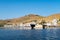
[0,26,60,30]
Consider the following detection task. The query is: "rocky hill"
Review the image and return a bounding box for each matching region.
[6,14,44,24]
[45,14,60,22]
[0,14,60,25]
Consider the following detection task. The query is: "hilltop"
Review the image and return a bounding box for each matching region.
[5,14,44,24]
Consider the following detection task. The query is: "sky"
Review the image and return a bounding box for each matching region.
[0,0,60,19]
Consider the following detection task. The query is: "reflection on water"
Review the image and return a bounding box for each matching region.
[0,28,60,40]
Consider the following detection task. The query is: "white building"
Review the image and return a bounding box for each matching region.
[52,18,58,26]
[4,24,14,28]
[34,24,42,29]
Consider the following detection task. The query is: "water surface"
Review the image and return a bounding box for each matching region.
[0,28,60,40]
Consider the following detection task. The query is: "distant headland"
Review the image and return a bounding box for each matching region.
[0,13,60,29]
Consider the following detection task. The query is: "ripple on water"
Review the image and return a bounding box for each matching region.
[0,28,60,40]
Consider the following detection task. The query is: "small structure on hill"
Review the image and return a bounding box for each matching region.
[52,18,58,26]
[4,23,14,27]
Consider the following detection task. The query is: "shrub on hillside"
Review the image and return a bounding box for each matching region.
[0,24,4,27]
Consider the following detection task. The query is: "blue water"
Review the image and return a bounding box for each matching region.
[0,28,60,40]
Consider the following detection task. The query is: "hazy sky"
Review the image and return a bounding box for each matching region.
[0,0,60,19]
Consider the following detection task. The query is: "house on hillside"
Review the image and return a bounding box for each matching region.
[19,22,36,29]
[4,23,15,28]
[52,18,58,26]
[44,18,58,27]
[22,21,43,29]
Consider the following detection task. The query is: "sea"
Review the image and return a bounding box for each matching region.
[0,28,60,40]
